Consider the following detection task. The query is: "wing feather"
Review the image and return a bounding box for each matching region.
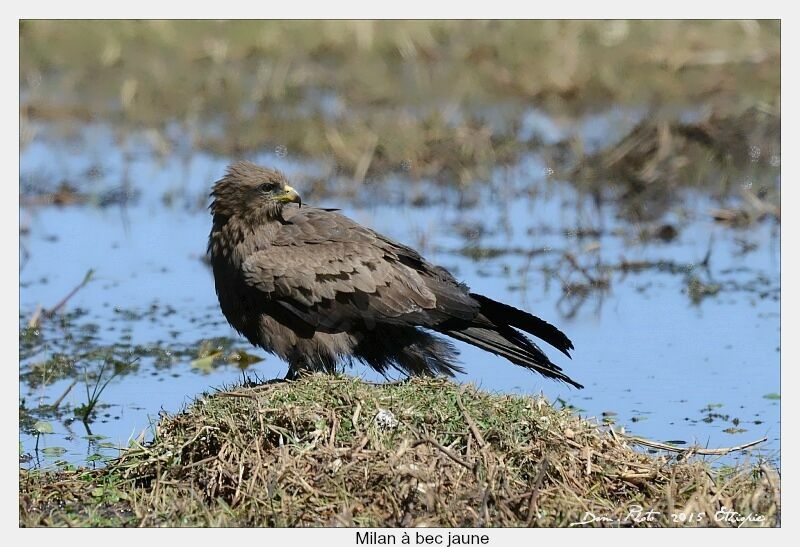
[239,208,477,332]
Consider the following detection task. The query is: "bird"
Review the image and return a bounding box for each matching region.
[207,162,582,388]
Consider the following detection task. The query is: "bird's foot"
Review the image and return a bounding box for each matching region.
[284,366,314,381]
[284,368,299,381]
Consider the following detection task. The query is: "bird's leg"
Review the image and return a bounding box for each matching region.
[284,367,300,381]
[284,361,313,381]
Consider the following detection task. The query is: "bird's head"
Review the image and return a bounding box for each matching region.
[210,161,302,221]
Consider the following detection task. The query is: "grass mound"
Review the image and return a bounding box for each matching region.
[20,375,779,527]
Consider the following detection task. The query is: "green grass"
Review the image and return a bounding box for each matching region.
[20,375,780,527]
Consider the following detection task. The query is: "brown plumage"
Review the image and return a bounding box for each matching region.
[208,162,582,388]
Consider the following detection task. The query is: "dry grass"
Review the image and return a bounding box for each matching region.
[20,375,779,527]
[566,105,781,222]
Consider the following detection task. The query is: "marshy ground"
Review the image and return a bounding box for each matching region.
[19,20,780,526]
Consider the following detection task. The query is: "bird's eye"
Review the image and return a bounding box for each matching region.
[258,183,274,193]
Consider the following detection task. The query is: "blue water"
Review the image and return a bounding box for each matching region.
[19,123,780,468]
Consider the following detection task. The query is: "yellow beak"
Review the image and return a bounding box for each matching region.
[279,185,302,206]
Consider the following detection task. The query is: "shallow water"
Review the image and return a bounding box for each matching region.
[19,123,780,469]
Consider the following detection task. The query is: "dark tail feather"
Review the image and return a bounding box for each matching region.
[437,293,581,388]
[445,327,583,389]
[470,293,574,357]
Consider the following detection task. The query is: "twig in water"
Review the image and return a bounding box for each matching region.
[50,379,78,409]
[564,253,598,284]
[624,435,767,456]
[44,269,95,319]
[27,305,42,329]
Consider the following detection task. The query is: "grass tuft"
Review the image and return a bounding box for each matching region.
[20,375,779,527]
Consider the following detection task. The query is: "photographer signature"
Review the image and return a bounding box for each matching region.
[570,505,766,527]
